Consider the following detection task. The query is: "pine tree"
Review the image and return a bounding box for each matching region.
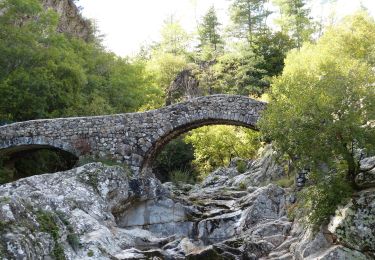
[272,0,314,48]
[159,15,190,55]
[198,6,223,51]
[229,0,271,44]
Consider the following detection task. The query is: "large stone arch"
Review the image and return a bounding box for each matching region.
[140,117,260,174]
[0,95,267,175]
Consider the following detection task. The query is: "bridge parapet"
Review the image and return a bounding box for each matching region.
[0,95,266,174]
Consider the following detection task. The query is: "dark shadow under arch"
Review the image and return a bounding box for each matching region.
[0,145,78,184]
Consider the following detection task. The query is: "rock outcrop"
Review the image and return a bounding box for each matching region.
[201,145,286,189]
[0,163,166,259]
[41,0,93,40]
[166,69,201,105]
[328,188,375,258]
[0,154,373,259]
[356,156,375,188]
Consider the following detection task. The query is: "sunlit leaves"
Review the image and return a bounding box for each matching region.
[260,12,375,179]
[185,125,261,174]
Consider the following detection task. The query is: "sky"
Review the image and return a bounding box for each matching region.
[78,0,375,57]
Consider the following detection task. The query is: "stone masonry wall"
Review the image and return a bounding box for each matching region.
[0,95,266,175]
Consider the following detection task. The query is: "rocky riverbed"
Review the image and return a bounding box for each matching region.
[0,150,374,259]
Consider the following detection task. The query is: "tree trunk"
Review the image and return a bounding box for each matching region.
[343,148,360,190]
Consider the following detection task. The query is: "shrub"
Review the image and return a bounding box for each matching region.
[170,169,194,185]
[236,160,247,173]
[290,171,353,229]
[67,233,80,252]
[274,174,295,188]
[153,136,197,183]
[36,210,66,260]
[0,167,14,185]
[185,125,261,176]
[0,220,7,231]
[0,149,77,184]
[239,181,247,190]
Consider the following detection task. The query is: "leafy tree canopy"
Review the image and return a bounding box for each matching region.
[185,125,261,175]
[260,12,375,188]
[0,0,160,121]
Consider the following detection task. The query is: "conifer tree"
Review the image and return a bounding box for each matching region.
[198,6,223,51]
[272,0,314,48]
[229,0,271,44]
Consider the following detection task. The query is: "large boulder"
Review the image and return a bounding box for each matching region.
[289,225,368,260]
[328,188,375,258]
[228,145,287,188]
[0,163,168,259]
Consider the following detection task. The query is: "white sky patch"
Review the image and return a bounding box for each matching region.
[79,0,375,57]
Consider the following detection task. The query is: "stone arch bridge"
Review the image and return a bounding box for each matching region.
[0,95,266,175]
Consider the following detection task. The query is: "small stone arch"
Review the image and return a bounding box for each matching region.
[0,137,79,158]
[0,142,79,183]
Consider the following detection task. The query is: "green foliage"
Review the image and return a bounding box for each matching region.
[272,0,314,48]
[37,211,60,240]
[170,169,195,186]
[0,149,77,184]
[136,16,192,104]
[87,250,94,257]
[53,244,66,260]
[251,31,295,77]
[212,44,269,96]
[229,0,271,43]
[260,12,375,187]
[0,196,10,204]
[274,174,295,188]
[0,0,160,122]
[239,181,247,190]
[67,233,80,252]
[198,6,223,54]
[0,159,14,185]
[153,136,196,183]
[159,16,191,56]
[14,149,77,177]
[185,125,261,175]
[291,171,353,228]
[36,210,66,260]
[236,160,247,173]
[145,51,188,93]
[319,11,375,66]
[0,220,7,231]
